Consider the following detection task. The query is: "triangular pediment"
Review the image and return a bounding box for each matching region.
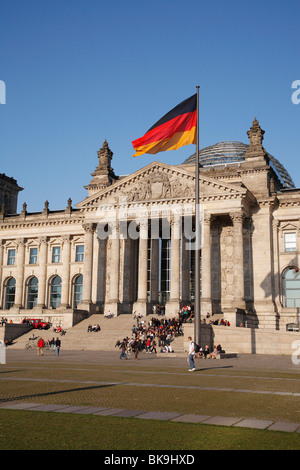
[281,222,299,231]
[76,161,249,210]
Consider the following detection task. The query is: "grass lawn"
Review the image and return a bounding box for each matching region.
[0,409,299,450]
[1,351,300,451]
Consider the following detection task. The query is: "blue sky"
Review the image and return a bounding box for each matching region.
[1,0,299,212]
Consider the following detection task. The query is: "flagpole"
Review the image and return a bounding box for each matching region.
[194,85,201,346]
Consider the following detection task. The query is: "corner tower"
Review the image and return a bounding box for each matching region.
[84,140,118,197]
[0,173,23,214]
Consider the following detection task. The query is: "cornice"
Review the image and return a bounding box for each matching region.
[0,217,84,230]
[256,196,279,208]
[277,192,300,208]
[278,200,300,208]
[80,192,251,214]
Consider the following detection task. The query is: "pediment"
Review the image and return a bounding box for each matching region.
[280,222,299,231]
[76,161,248,210]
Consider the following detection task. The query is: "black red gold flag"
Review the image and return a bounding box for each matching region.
[132,94,197,157]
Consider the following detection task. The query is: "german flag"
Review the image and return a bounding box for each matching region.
[132,94,197,157]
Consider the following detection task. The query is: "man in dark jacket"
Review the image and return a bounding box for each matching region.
[55,337,61,356]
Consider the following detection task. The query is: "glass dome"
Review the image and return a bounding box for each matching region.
[182,141,295,189]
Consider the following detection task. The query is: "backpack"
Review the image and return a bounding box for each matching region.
[194,343,200,353]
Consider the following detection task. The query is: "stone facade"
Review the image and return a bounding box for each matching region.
[0,119,299,332]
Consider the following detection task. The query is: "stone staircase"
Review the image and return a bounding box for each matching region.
[10,314,186,354]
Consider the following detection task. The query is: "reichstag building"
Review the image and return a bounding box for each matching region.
[0,118,299,336]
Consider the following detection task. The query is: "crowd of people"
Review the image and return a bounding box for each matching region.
[87,323,101,332]
[194,344,224,359]
[36,337,61,356]
[187,339,225,371]
[208,318,231,326]
[115,315,184,360]
[178,305,194,323]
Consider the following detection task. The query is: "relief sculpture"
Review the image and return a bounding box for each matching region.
[124,172,193,202]
[220,226,235,300]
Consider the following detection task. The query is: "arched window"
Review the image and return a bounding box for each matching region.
[4,277,16,309]
[27,277,38,309]
[283,267,300,307]
[73,274,83,308]
[50,275,62,309]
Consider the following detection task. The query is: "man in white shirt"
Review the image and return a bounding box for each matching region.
[187,336,196,371]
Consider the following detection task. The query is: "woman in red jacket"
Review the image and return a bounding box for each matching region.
[37,338,45,356]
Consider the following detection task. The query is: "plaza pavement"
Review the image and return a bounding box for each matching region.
[0,349,300,434]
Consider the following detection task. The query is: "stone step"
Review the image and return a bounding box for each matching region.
[10,314,186,352]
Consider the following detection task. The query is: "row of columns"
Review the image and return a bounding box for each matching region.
[0,210,246,315]
[78,211,246,317]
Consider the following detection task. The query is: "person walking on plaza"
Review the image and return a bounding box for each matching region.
[119,338,128,360]
[133,335,140,360]
[55,337,61,356]
[37,338,45,356]
[187,336,196,371]
[50,337,55,351]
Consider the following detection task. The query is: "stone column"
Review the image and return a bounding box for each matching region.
[272,219,280,309]
[105,221,120,315]
[201,214,212,316]
[60,235,71,308]
[251,204,277,328]
[0,240,3,309]
[231,212,246,311]
[150,238,159,305]
[166,217,181,317]
[37,237,47,308]
[95,236,106,312]
[14,238,25,308]
[119,233,133,314]
[181,234,190,305]
[133,219,148,316]
[79,223,94,310]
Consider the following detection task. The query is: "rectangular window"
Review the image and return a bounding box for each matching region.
[285,232,296,252]
[7,249,15,265]
[75,245,84,262]
[29,247,38,264]
[52,246,61,263]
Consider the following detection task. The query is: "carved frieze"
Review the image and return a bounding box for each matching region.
[105,238,112,298]
[220,225,234,300]
[123,172,194,202]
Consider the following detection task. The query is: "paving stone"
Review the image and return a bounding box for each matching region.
[171,414,212,423]
[267,421,300,433]
[234,419,274,429]
[112,409,147,418]
[93,408,125,416]
[201,416,243,426]
[54,406,91,413]
[73,407,108,414]
[136,411,182,421]
[0,402,43,410]
[26,404,72,412]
